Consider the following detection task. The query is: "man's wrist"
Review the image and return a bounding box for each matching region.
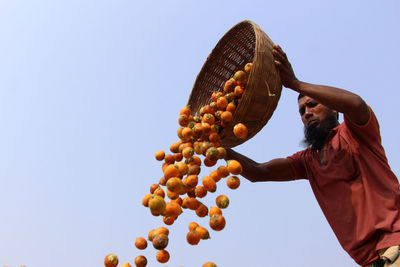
[288,79,301,91]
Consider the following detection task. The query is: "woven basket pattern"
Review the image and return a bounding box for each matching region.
[187,20,282,148]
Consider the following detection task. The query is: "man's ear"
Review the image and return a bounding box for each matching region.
[334,110,339,120]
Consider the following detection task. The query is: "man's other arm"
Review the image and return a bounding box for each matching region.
[225,148,296,182]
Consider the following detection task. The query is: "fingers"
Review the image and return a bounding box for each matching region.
[272,49,286,63]
[274,60,282,68]
[272,44,288,60]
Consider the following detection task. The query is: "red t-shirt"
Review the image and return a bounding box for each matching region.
[287,107,400,266]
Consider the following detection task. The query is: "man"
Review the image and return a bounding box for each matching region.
[226,45,400,267]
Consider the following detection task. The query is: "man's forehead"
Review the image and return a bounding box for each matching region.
[298,96,314,106]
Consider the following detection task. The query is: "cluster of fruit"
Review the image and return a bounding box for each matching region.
[104,63,253,267]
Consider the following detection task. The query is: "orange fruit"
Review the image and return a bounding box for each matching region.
[148,229,156,241]
[180,106,191,117]
[216,165,229,178]
[166,177,183,193]
[104,254,119,267]
[166,189,179,200]
[233,70,246,81]
[120,263,131,267]
[179,142,193,153]
[186,230,201,245]
[153,187,165,198]
[165,202,182,218]
[233,123,248,139]
[150,183,159,194]
[204,157,217,167]
[135,237,147,250]
[202,176,217,192]
[182,196,200,210]
[155,227,169,236]
[209,170,222,183]
[182,146,195,159]
[175,162,189,176]
[155,150,165,161]
[237,78,247,87]
[178,114,190,127]
[195,226,210,240]
[195,203,208,217]
[188,164,201,175]
[142,193,152,207]
[209,102,218,113]
[195,186,207,198]
[159,176,166,186]
[171,196,183,206]
[182,127,193,139]
[225,92,234,102]
[134,255,147,267]
[170,142,181,153]
[176,128,186,141]
[164,153,175,164]
[200,141,212,155]
[209,206,222,217]
[206,147,219,162]
[182,175,198,188]
[187,186,196,198]
[202,113,215,125]
[156,249,170,263]
[234,86,244,98]
[174,152,183,162]
[208,132,220,143]
[164,164,179,180]
[201,105,212,115]
[189,156,202,166]
[226,102,236,113]
[227,159,242,175]
[227,175,240,189]
[209,214,226,231]
[188,221,199,231]
[192,123,204,137]
[163,215,175,225]
[214,110,222,120]
[202,262,217,267]
[152,233,169,250]
[148,195,166,215]
[216,96,228,110]
[244,62,253,73]
[211,92,218,102]
[220,111,232,122]
[216,195,229,209]
[224,79,236,93]
[161,162,169,173]
[201,122,211,135]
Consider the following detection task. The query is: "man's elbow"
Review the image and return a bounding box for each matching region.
[353,95,367,110]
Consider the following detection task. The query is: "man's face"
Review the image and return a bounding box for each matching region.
[298,96,337,128]
[298,96,339,149]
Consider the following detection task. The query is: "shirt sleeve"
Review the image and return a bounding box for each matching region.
[287,149,308,180]
[343,106,382,145]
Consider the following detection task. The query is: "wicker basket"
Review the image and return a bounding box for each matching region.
[187,20,282,148]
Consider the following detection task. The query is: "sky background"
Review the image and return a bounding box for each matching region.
[1,1,399,267]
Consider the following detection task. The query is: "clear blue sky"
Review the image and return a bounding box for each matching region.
[1,1,399,266]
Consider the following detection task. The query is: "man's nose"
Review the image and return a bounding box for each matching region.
[304,109,313,119]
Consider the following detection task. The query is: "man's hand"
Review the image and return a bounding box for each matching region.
[272,44,298,89]
[225,148,296,182]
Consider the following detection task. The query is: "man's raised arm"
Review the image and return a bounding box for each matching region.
[272,45,370,125]
[225,148,296,182]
